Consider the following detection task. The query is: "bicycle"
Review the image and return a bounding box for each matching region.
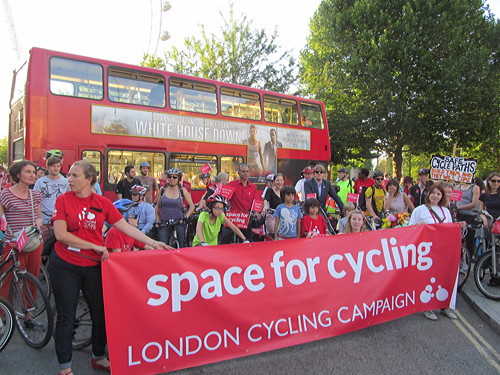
[72,294,92,350]
[0,243,53,348]
[458,226,472,290]
[0,296,15,352]
[157,219,185,248]
[472,210,500,300]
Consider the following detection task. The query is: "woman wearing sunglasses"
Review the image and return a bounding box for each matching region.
[479,172,500,222]
[155,168,194,248]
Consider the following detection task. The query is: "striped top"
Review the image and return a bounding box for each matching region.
[0,188,42,241]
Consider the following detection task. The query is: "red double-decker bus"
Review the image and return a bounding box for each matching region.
[8,47,331,200]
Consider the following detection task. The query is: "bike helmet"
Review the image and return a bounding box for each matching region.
[199,172,211,179]
[113,199,138,213]
[45,149,64,159]
[265,174,275,182]
[167,167,182,177]
[372,171,384,179]
[140,161,151,168]
[207,194,228,207]
[418,168,430,176]
[130,185,147,196]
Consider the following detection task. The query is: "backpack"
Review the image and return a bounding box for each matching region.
[358,186,371,211]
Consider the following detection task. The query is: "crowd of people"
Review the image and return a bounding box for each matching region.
[0,152,499,374]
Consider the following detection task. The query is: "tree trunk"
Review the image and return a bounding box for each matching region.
[392,146,403,180]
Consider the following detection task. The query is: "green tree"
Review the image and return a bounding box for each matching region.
[301,0,499,178]
[142,4,297,93]
[0,136,7,165]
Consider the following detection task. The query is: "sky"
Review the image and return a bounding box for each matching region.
[0,0,322,137]
[1,0,499,139]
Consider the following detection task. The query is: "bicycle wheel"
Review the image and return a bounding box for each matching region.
[0,296,15,352]
[457,244,471,290]
[72,295,92,350]
[9,271,54,348]
[474,251,500,301]
[38,262,51,299]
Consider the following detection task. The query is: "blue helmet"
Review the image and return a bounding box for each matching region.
[140,161,151,168]
[113,199,137,213]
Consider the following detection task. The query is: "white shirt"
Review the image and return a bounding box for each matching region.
[409,205,452,225]
[295,178,306,201]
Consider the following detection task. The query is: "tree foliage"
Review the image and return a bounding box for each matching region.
[142,4,297,93]
[0,136,7,165]
[300,0,499,177]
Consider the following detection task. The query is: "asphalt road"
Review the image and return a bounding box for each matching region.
[1,295,499,375]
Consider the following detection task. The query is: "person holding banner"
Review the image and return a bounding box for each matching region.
[342,209,368,233]
[0,161,43,314]
[409,182,458,321]
[198,172,230,210]
[49,161,171,375]
[192,195,247,246]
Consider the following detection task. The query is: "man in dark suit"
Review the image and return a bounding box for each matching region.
[304,164,344,214]
[263,128,282,173]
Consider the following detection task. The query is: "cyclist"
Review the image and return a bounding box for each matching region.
[155,168,194,248]
[128,185,156,234]
[197,172,229,210]
[105,199,155,252]
[199,172,212,190]
[192,195,247,246]
[365,171,386,222]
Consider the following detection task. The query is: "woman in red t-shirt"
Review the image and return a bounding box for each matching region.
[0,161,43,316]
[50,161,172,375]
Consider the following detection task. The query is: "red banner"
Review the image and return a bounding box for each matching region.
[450,190,463,202]
[200,163,212,174]
[252,199,263,213]
[15,228,28,251]
[102,224,461,375]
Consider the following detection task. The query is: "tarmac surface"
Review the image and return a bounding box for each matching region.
[460,273,500,334]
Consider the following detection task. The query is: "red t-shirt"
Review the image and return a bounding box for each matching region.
[353,178,375,195]
[228,179,258,212]
[301,215,327,237]
[105,227,145,252]
[52,192,123,266]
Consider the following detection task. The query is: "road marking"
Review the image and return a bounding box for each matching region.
[453,310,500,372]
[455,310,500,361]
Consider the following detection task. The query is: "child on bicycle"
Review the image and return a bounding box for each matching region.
[274,186,303,240]
[192,195,247,246]
[301,198,328,238]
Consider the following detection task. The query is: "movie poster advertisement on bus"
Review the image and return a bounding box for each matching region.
[91,105,311,181]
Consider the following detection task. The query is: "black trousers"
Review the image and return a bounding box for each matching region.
[49,251,106,367]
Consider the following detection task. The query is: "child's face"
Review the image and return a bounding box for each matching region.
[309,205,319,215]
[350,214,363,231]
[284,193,295,203]
[212,203,225,217]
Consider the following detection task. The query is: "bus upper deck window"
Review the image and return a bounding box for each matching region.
[169,78,217,115]
[50,57,103,99]
[300,102,324,129]
[263,95,298,125]
[108,68,165,108]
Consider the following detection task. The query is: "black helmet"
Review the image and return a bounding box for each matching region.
[418,168,430,176]
[199,172,211,179]
[372,171,384,179]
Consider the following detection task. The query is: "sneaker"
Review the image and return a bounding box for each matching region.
[441,308,458,319]
[423,310,438,321]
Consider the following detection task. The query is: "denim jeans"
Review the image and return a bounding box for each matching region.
[49,251,106,368]
[158,221,186,248]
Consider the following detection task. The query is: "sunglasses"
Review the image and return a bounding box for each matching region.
[376,178,384,181]
[167,175,179,179]
[490,179,500,183]
[314,171,325,174]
